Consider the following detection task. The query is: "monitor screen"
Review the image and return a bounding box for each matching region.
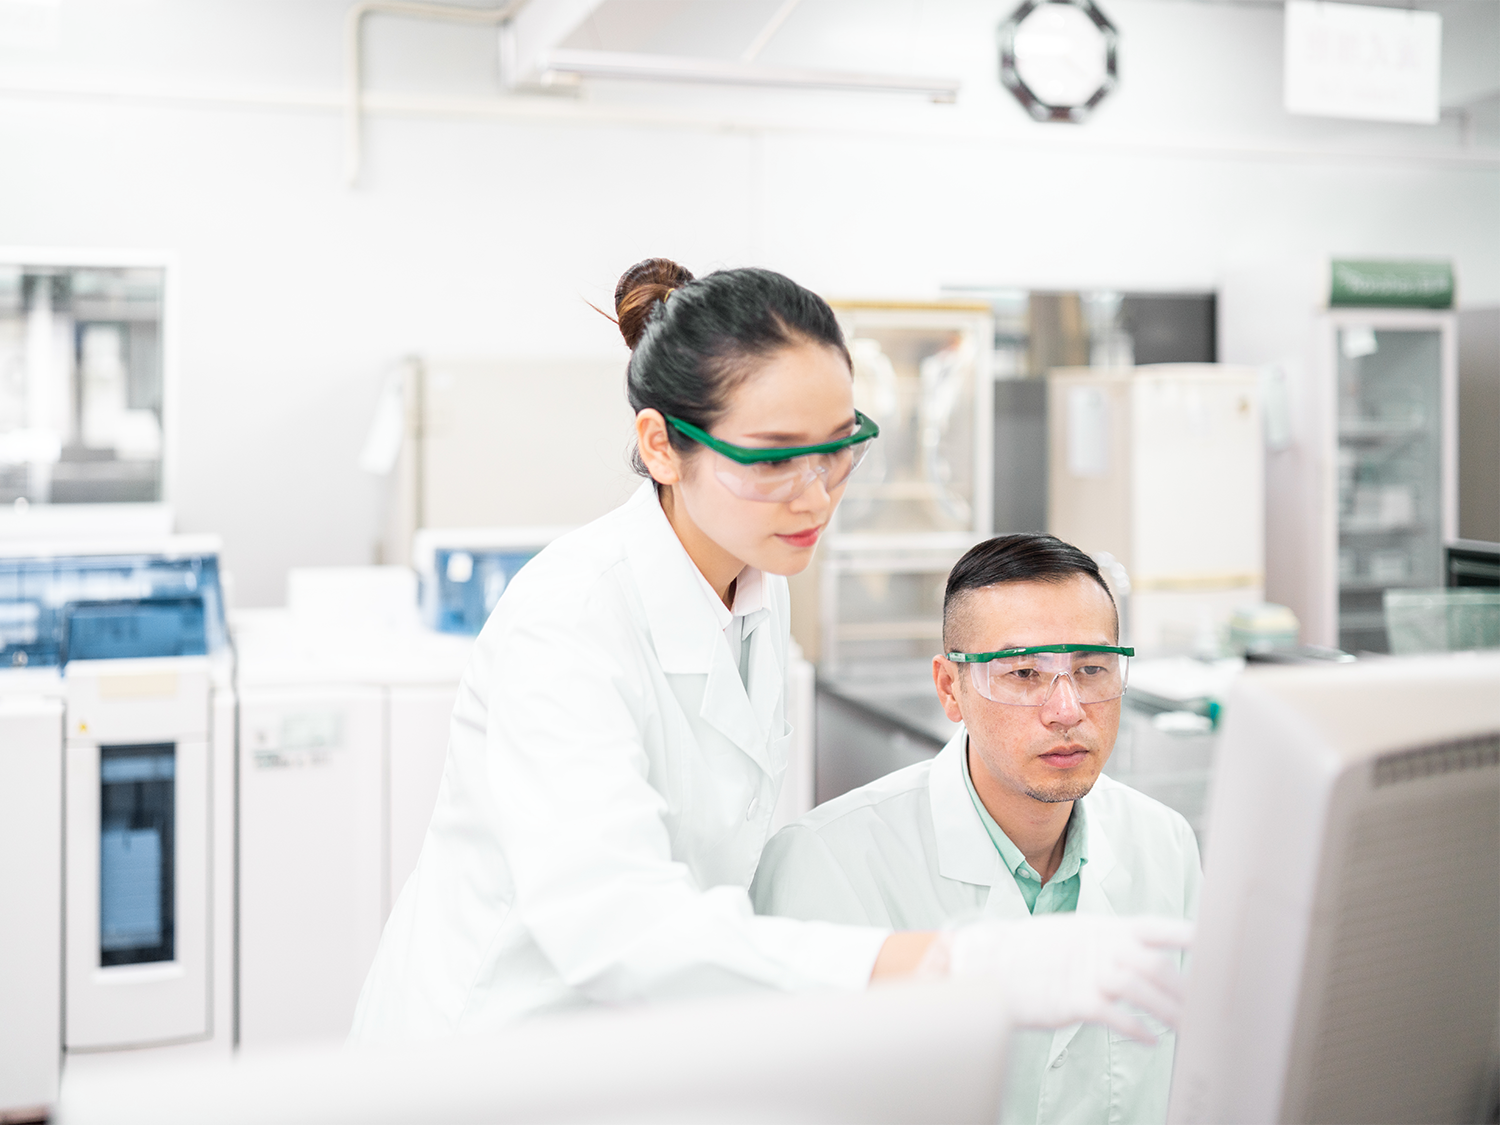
[1168,653,1500,1125]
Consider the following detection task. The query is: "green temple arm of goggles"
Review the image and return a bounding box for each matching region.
[666,410,880,465]
[946,643,1136,663]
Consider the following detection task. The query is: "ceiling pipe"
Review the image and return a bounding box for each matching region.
[344,0,960,188]
[345,0,529,188]
[537,49,960,103]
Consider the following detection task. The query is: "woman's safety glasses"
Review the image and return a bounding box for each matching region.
[945,644,1134,707]
[667,411,880,504]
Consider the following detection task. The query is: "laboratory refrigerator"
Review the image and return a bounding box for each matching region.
[1221,264,1458,652]
[1322,311,1458,653]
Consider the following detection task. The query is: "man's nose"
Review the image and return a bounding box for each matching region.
[1041,673,1085,727]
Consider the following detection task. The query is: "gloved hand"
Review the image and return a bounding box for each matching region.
[918,914,1193,1043]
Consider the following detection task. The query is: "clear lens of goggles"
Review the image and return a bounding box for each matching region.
[712,439,872,503]
[966,649,1129,707]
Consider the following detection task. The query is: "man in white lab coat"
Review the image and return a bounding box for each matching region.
[751,534,1201,1125]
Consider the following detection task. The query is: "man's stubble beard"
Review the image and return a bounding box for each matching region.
[1023,774,1099,804]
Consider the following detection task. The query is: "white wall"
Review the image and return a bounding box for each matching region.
[2,0,1495,605]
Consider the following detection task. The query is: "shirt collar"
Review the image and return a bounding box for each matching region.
[962,740,1090,884]
[688,552,765,632]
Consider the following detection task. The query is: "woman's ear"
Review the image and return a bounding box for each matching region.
[635,409,682,486]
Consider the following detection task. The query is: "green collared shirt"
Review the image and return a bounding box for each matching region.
[963,744,1088,914]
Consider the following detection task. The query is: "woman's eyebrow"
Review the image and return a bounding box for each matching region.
[743,415,859,443]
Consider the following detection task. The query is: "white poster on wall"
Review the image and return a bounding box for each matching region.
[1284,0,1441,124]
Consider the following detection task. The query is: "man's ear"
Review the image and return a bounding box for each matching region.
[932,655,964,724]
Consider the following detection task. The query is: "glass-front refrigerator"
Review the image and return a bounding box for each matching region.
[807,302,992,803]
[1329,312,1457,653]
[818,302,993,673]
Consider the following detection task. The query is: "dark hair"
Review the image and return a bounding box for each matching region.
[612,258,852,476]
[942,534,1117,650]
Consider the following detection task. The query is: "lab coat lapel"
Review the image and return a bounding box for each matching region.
[745,609,781,741]
[929,730,1018,904]
[700,634,772,774]
[622,485,775,774]
[1046,792,1124,1066]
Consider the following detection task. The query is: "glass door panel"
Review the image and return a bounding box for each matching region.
[1336,327,1443,653]
[99,744,175,967]
[832,312,987,536]
[0,265,165,505]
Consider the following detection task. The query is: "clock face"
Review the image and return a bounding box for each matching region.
[999,0,1118,122]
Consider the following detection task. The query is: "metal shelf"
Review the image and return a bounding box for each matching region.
[1339,579,1426,593]
[1338,422,1427,442]
[1339,522,1424,536]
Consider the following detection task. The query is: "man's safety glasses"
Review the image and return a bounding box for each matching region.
[945,644,1134,707]
[667,411,881,504]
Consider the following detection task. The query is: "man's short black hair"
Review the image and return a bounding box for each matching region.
[942,534,1117,651]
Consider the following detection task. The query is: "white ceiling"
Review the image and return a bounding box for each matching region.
[554,0,1499,107]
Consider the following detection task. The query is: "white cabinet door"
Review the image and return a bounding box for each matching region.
[0,697,63,1111]
[238,686,383,1048]
[386,684,459,913]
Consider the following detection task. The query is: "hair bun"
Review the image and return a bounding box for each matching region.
[615,258,695,349]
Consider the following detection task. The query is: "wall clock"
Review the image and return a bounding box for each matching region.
[999,0,1119,123]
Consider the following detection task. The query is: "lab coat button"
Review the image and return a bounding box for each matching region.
[1051,1051,1067,1068]
[745,795,759,819]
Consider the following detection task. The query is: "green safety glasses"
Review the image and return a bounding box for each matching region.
[666,410,881,503]
[945,644,1135,707]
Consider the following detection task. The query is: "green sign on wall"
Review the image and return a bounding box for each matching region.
[1330,260,1454,309]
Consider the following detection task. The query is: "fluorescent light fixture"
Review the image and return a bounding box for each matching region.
[1284,0,1441,124]
[538,49,961,103]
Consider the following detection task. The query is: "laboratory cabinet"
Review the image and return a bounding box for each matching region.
[237,684,385,1048]
[372,358,636,568]
[232,595,475,1050]
[1047,364,1264,656]
[0,696,63,1117]
[0,540,236,1121]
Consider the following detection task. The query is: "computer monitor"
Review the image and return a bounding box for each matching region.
[1168,652,1500,1125]
[1447,539,1500,589]
[58,979,1012,1124]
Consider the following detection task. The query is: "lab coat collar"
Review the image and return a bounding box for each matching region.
[929,730,1009,891]
[623,483,781,773]
[623,483,727,675]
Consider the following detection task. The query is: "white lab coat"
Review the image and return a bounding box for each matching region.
[751,730,1202,1125]
[351,484,886,1040]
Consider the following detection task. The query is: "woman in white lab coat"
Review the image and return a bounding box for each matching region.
[351,260,1185,1040]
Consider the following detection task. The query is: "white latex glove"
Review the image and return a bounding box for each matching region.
[919,914,1193,1043]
